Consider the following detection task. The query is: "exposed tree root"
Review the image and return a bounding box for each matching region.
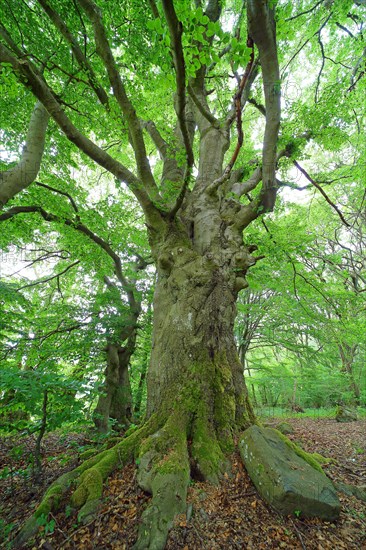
[133,410,190,549]
[132,394,238,549]
[11,396,232,550]
[190,401,228,484]
[13,375,249,549]
[15,406,337,550]
[11,416,160,548]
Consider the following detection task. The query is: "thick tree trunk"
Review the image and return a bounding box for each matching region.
[132,198,258,547]
[131,111,262,546]
[147,242,255,435]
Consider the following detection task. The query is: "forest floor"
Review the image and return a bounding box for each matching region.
[1,417,365,549]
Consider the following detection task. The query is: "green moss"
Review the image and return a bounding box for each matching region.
[124,423,139,438]
[78,499,101,524]
[277,422,294,435]
[71,468,103,508]
[35,486,63,518]
[71,485,87,508]
[104,436,124,449]
[12,419,162,548]
[273,429,325,475]
[93,448,120,478]
[79,449,98,461]
[139,409,188,469]
[154,446,189,477]
[11,470,78,547]
[191,402,226,483]
[79,467,103,498]
[310,452,332,465]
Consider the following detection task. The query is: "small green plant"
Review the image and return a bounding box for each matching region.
[294,509,301,518]
[349,509,366,520]
[0,467,11,480]
[65,504,73,519]
[36,514,56,535]
[0,518,16,543]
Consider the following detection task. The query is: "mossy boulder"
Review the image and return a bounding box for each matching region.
[335,407,358,422]
[276,421,294,435]
[239,426,340,520]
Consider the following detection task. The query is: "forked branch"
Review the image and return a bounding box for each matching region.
[0,203,139,309]
[37,0,109,107]
[161,0,194,171]
[207,41,255,194]
[161,0,195,217]
[293,161,351,227]
[77,0,159,198]
[0,43,156,215]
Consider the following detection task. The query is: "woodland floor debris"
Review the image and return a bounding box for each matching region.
[1,418,365,549]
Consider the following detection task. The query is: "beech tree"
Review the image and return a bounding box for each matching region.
[1,0,365,547]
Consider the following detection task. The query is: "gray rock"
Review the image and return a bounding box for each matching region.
[335,407,358,422]
[239,426,340,520]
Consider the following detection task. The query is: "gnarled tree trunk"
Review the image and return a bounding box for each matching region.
[132,120,263,546]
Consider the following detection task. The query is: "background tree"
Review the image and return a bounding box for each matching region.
[0,179,153,434]
[236,192,366,409]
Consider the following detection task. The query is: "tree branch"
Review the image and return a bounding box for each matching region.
[36,0,109,107]
[17,260,80,291]
[35,181,79,215]
[148,0,159,19]
[293,161,351,227]
[161,0,194,171]
[160,0,195,217]
[247,96,266,116]
[207,43,256,194]
[0,203,140,310]
[247,0,281,212]
[0,42,157,215]
[286,0,325,22]
[315,32,326,103]
[231,149,287,198]
[0,101,49,209]
[188,84,219,127]
[77,0,159,199]
[141,120,169,159]
[226,57,259,128]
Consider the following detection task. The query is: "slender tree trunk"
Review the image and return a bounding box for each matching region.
[34,390,48,483]
[93,341,133,433]
[109,345,133,425]
[339,343,360,404]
